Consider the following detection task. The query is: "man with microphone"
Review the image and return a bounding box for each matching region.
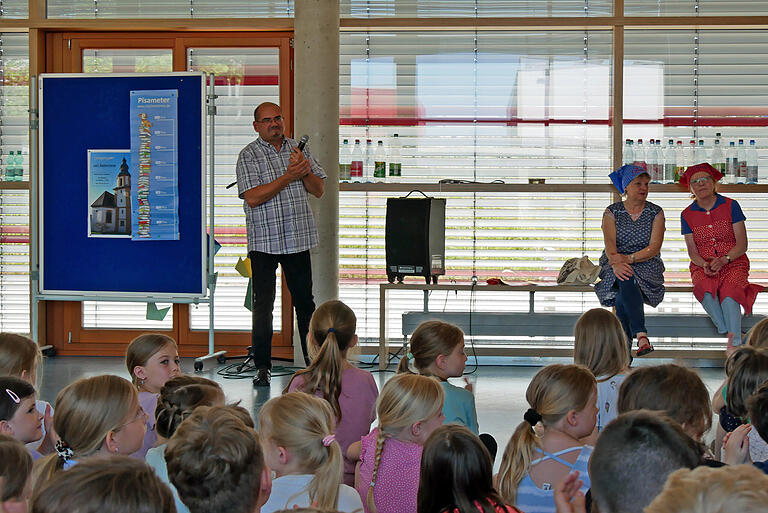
[235,101,326,386]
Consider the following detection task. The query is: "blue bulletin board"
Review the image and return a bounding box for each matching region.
[38,73,207,298]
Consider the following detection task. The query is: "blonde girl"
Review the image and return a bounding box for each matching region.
[573,308,631,433]
[258,392,362,513]
[497,364,597,513]
[31,375,146,496]
[285,300,378,487]
[125,333,181,459]
[0,333,54,456]
[146,375,224,513]
[398,320,478,435]
[746,317,768,349]
[351,373,445,513]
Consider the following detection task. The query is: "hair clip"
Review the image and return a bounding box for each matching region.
[55,439,74,463]
[406,352,413,361]
[4,389,20,404]
[322,434,336,446]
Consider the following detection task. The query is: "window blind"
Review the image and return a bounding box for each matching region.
[47,0,293,18]
[0,0,28,18]
[625,1,768,16]
[340,0,612,17]
[0,32,29,333]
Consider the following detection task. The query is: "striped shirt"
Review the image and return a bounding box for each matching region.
[236,136,326,254]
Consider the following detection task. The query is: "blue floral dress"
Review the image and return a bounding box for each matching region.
[595,201,665,308]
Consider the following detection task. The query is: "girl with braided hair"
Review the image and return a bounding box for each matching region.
[145,375,224,513]
[351,373,444,513]
[497,364,597,513]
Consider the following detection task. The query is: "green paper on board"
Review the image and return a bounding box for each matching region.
[146,302,171,321]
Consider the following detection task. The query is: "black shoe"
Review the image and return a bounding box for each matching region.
[253,367,271,387]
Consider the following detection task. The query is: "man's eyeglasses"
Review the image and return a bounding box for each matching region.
[257,115,282,124]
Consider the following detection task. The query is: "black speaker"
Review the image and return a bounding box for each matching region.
[385,197,446,284]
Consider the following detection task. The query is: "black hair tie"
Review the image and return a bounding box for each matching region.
[524,408,542,426]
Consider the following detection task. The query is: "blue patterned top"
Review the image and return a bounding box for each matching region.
[595,201,665,308]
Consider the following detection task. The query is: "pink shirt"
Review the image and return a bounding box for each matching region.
[355,428,422,513]
[288,367,378,486]
[132,391,158,460]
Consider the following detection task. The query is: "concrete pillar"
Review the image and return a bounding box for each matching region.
[294,0,339,308]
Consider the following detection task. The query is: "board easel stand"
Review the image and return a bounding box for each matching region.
[29,73,224,372]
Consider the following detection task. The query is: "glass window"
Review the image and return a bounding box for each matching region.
[48,0,293,18]
[625,0,768,16]
[340,30,613,184]
[341,0,612,18]
[0,32,29,333]
[82,50,174,73]
[187,47,282,331]
[0,0,28,18]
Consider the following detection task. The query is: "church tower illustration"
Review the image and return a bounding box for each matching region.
[114,157,132,234]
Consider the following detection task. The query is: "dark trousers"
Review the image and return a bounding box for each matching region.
[614,276,646,349]
[249,250,315,369]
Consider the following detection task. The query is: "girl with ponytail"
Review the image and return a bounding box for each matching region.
[497,364,597,513]
[258,392,363,513]
[285,300,378,486]
[352,373,445,513]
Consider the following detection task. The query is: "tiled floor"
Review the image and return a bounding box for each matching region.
[36,355,726,470]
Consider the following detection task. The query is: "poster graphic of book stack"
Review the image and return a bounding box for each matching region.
[129,89,180,241]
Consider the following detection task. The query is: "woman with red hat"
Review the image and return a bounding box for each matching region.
[680,163,764,354]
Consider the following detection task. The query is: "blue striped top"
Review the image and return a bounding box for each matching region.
[514,445,592,513]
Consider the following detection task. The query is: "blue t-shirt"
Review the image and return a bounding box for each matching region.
[440,380,479,435]
[680,195,745,234]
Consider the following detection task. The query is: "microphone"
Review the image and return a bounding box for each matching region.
[297,134,309,151]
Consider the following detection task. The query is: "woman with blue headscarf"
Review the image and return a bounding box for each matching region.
[595,165,666,357]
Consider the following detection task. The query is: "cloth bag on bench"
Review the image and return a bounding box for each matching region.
[557,256,600,285]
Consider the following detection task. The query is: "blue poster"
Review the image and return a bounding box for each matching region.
[87,149,132,238]
[129,89,179,240]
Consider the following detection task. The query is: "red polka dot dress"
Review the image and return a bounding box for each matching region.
[681,195,764,314]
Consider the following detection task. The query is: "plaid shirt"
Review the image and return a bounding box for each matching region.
[236,136,326,254]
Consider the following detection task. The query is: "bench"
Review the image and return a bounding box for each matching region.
[378,283,763,368]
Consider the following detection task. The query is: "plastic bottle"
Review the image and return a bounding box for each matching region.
[697,139,706,164]
[374,140,386,181]
[623,139,634,166]
[16,151,24,181]
[710,138,725,177]
[389,133,402,179]
[350,139,363,182]
[664,139,676,183]
[725,141,737,184]
[339,139,351,182]
[674,141,685,182]
[737,139,747,183]
[647,140,659,183]
[632,139,646,170]
[3,152,11,182]
[747,140,759,184]
[364,139,373,182]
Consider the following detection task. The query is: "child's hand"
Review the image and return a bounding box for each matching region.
[38,404,59,455]
[463,378,474,394]
[723,424,752,465]
[554,471,586,513]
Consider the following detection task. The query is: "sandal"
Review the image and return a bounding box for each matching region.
[636,335,654,357]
